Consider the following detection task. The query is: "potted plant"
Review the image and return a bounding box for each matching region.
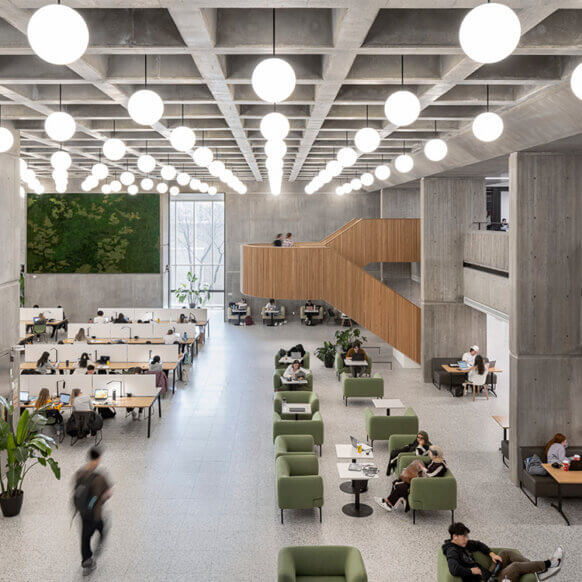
[315,341,337,368]
[334,328,368,356]
[173,271,211,308]
[0,397,61,517]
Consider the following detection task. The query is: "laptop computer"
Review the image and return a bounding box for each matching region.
[352,352,365,361]
[488,360,496,368]
[19,391,30,403]
[59,393,70,405]
[350,435,371,452]
[569,459,582,471]
[457,360,469,369]
[93,388,109,401]
[290,351,302,360]
[32,317,40,324]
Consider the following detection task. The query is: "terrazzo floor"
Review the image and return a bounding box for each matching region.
[2,313,580,581]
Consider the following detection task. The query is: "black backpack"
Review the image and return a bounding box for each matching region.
[73,473,98,519]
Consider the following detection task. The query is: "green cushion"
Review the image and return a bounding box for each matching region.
[273,411,324,445]
[274,392,320,420]
[275,435,315,459]
[276,456,323,510]
[365,407,419,444]
[388,434,419,459]
[342,373,383,400]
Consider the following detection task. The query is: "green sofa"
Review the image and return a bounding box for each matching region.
[335,353,372,380]
[342,372,383,405]
[274,368,313,392]
[437,547,537,582]
[276,455,323,524]
[273,411,324,454]
[365,407,419,448]
[278,546,368,582]
[275,435,315,459]
[274,391,320,420]
[387,434,419,475]
[275,351,310,370]
[396,453,457,524]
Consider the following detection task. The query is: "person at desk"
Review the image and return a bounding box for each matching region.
[500,218,509,231]
[442,522,562,582]
[461,345,479,367]
[35,387,64,436]
[345,342,367,377]
[163,329,180,345]
[114,313,129,324]
[149,355,163,373]
[74,328,88,343]
[36,312,47,325]
[73,353,91,375]
[71,388,93,412]
[273,233,284,247]
[304,300,317,326]
[282,232,294,247]
[36,351,56,375]
[545,433,569,464]
[283,360,308,382]
[86,365,96,375]
[93,311,107,324]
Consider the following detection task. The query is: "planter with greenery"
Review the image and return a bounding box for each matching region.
[334,328,368,355]
[173,271,211,308]
[315,341,337,368]
[0,397,61,517]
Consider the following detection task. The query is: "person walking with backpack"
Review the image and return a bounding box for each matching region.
[73,447,112,576]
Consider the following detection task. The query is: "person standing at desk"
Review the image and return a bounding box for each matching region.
[36,351,56,375]
[345,343,367,377]
[282,232,294,247]
[273,233,283,247]
[283,360,308,382]
[461,345,479,367]
[92,311,107,324]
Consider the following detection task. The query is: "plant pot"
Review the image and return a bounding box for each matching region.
[189,302,197,309]
[0,491,24,517]
[324,355,335,368]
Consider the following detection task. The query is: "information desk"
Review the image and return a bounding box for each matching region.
[542,463,582,526]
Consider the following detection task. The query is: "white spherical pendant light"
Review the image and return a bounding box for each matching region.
[128,184,138,196]
[120,171,134,186]
[156,182,168,194]
[161,165,177,181]
[0,127,14,153]
[570,63,582,100]
[459,3,521,64]
[170,126,196,152]
[265,140,287,160]
[375,164,391,181]
[92,162,108,180]
[208,186,217,196]
[193,146,213,167]
[55,183,67,194]
[238,184,247,195]
[251,58,296,103]
[344,183,353,194]
[19,158,27,174]
[52,168,67,182]
[101,184,111,194]
[260,112,290,140]
[337,147,357,167]
[350,178,362,191]
[326,160,342,178]
[51,150,72,170]
[335,186,344,196]
[361,172,374,187]
[27,4,89,65]
[137,154,156,173]
[103,138,126,161]
[19,185,26,198]
[384,90,421,127]
[110,180,122,193]
[140,177,153,191]
[86,175,98,190]
[128,89,164,126]
[424,138,448,162]
[319,170,332,184]
[199,182,209,193]
[394,154,414,173]
[169,186,179,196]
[472,111,504,142]
[266,158,283,173]
[208,160,225,177]
[189,178,201,191]
[45,111,76,142]
[354,127,381,153]
[177,172,190,186]
[22,168,35,184]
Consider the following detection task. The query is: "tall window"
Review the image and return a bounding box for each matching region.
[169,194,224,308]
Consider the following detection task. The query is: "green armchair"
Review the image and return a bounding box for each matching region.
[274,391,320,420]
[396,454,457,524]
[276,455,323,524]
[275,435,315,459]
[275,351,310,370]
[273,411,324,454]
[342,372,384,405]
[278,546,368,582]
[273,368,313,392]
[437,547,536,582]
[387,434,419,475]
[365,407,419,448]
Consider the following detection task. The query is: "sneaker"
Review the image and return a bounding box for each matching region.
[374,497,392,512]
[538,547,563,580]
[82,558,96,576]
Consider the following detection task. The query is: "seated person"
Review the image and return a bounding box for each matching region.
[282,232,294,247]
[500,218,509,231]
[386,431,431,476]
[86,364,96,375]
[149,355,163,373]
[114,312,129,324]
[36,351,56,375]
[461,345,479,367]
[236,297,248,310]
[72,353,91,375]
[273,233,283,247]
[71,388,93,412]
[36,312,47,325]
[74,328,88,343]
[178,313,188,324]
[126,367,145,420]
[442,522,562,581]
[92,310,107,324]
[35,387,64,436]
[545,433,569,464]
[283,360,308,382]
[304,300,317,326]
[163,329,180,345]
[265,299,279,312]
[376,446,447,512]
[345,342,367,377]
[463,355,489,393]
[287,344,306,359]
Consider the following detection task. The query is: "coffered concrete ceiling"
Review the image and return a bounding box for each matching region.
[0,1,580,189]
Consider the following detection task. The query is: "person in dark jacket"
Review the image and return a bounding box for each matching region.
[386,430,431,475]
[273,233,283,247]
[442,522,563,581]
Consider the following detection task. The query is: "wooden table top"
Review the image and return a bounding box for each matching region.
[492,415,509,429]
[542,464,582,484]
[20,361,179,372]
[22,395,158,409]
[441,364,503,374]
[63,337,195,345]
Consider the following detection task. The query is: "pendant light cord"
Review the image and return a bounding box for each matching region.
[181,104,184,125]
[144,55,148,89]
[486,85,490,112]
[366,105,369,128]
[272,9,276,56]
[434,120,437,135]
[401,55,404,87]
[59,85,62,112]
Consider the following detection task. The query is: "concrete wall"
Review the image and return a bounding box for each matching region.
[463,268,510,317]
[464,231,509,272]
[381,187,420,218]
[225,182,380,318]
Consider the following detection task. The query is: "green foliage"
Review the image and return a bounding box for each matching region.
[315,341,337,366]
[334,328,368,353]
[173,271,211,307]
[0,396,61,497]
[26,194,160,273]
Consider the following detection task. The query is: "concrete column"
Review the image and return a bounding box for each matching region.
[420,177,487,382]
[509,152,582,483]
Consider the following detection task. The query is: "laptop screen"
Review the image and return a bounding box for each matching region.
[33,317,40,324]
[94,389,108,400]
[19,391,29,402]
[60,393,70,405]
[352,352,365,361]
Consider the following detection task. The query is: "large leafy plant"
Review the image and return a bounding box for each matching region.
[334,328,368,353]
[315,341,337,367]
[173,271,211,307]
[0,396,61,498]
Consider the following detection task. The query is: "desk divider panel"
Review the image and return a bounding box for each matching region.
[20,307,64,321]
[93,345,128,361]
[127,344,178,362]
[20,374,92,398]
